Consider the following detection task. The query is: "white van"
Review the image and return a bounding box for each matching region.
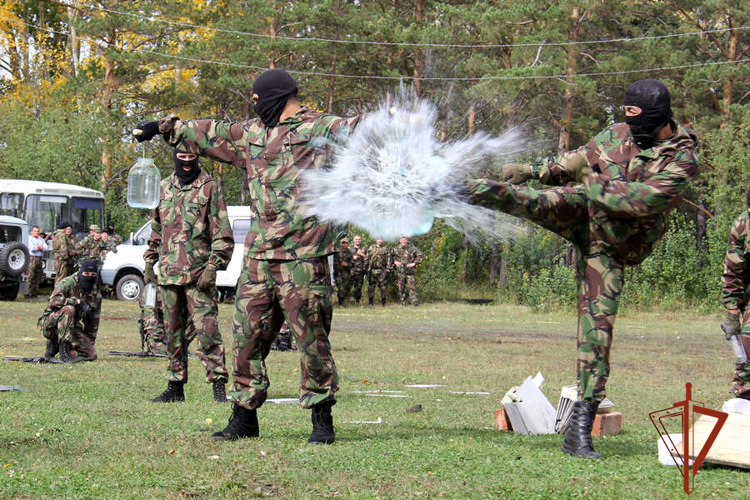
[101,206,252,301]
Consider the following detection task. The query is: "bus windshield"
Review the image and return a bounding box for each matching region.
[71,197,104,238]
[25,194,68,235]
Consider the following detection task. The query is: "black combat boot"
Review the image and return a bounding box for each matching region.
[561,400,602,459]
[213,404,259,441]
[59,341,84,363]
[368,297,374,306]
[44,339,59,360]
[150,381,185,403]
[213,379,228,403]
[381,298,386,307]
[308,400,336,444]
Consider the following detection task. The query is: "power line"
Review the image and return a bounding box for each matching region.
[19,19,750,82]
[78,3,750,50]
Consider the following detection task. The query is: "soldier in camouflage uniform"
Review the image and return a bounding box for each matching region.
[466,79,699,459]
[106,221,123,247]
[270,321,298,351]
[719,188,750,402]
[143,147,234,404]
[333,238,354,305]
[139,285,168,355]
[349,235,368,304]
[392,237,422,306]
[52,222,77,285]
[367,239,392,306]
[135,68,362,444]
[26,225,48,298]
[38,259,102,362]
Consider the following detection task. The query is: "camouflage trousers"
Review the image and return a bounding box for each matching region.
[159,284,227,383]
[734,316,750,398]
[39,305,97,360]
[27,256,43,296]
[397,273,418,306]
[336,272,352,305]
[140,290,168,355]
[54,258,74,286]
[230,256,338,410]
[349,271,365,303]
[470,181,623,403]
[368,270,390,303]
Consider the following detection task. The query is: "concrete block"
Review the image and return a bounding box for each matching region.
[494,408,512,431]
[591,411,622,436]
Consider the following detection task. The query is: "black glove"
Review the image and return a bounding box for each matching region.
[144,264,157,285]
[721,311,741,340]
[79,302,91,316]
[133,121,160,143]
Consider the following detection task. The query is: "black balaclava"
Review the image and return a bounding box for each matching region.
[252,69,298,128]
[173,147,201,186]
[107,221,115,233]
[78,259,98,293]
[623,78,673,149]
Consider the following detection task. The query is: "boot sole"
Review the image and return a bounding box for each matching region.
[149,397,185,403]
[561,445,603,459]
[213,432,259,441]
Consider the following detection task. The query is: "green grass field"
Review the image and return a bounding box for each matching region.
[1,297,747,499]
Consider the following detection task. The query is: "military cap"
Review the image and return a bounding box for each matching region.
[89,224,101,232]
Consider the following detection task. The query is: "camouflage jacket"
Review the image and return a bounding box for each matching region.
[392,244,423,275]
[721,211,750,311]
[144,169,234,286]
[51,230,76,260]
[470,122,699,265]
[109,232,123,246]
[350,245,368,274]
[367,244,392,274]
[38,273,102,333]
[77,237,109,263]
[158,108,362,261]
[333,248,354,280]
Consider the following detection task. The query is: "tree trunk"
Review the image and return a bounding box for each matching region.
[558,6,580,154]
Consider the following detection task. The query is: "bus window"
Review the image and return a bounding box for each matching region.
[72,198,104,239]
[25,194,68,235]
[0,193,23,218]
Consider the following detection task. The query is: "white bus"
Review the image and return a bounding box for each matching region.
[0,179,105,280]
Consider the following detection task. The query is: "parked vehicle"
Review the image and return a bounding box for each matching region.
[101,206,252,301]
[0,215,30,301]
[0,179,105,281]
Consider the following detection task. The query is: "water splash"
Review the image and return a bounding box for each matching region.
[300,87,530,243]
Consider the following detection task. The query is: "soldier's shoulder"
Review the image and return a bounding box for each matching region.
[591,123,629,148]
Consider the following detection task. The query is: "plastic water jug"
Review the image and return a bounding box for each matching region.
[144,282,157,308]
[730,334,748,364]
[127,158,161,209]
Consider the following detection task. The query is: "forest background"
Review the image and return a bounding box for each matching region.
[0,0,748,312]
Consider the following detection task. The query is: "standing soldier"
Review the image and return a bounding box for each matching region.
[349,234,368,304]
[139,286,168,355]
[52,221,77,285]
[106,221,123,247]
[38,259,102,362]
[134,68,362,444]
[333,238,354,306]
[392,236,423,306]
[144,146,234,404]
[466,78,699,459]
[26,225,48,299]
[367,238,392,306]
[77,225,104,265]
[719,187,750,402]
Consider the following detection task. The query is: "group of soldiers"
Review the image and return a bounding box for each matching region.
[334,235,423,307]
[48,222,121,287]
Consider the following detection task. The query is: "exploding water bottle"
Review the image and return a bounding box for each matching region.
[729,334,748,364]
[127,158,161,209]
[144,282,157,308]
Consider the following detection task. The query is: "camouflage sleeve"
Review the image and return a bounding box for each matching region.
[722,215,748,311]
[311,114,363,145]
[207,184,234,271]
[48,279,76,310]
[413,247,423,265]
[143,201,161,266]
[160,118,249,167]
[532,145,594,186]
[584,149,698,218]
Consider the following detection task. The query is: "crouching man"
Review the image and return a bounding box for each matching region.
[38,259,102,363]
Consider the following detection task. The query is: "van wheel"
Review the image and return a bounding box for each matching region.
[116,274,144,301]
[0,242,30,277]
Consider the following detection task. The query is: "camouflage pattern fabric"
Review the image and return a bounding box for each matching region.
[721,210,750,399]
[109,232,123,247]
[139,286,168,355]
[52,230,77,285]
[393,244,423,306]
[38,274,101,360]
[27,256,43,296]
[270,321,298,351]
[144,170,234,285]
[160,283,227,383]
[158,109,361,261]
[467,120,699,403]
[230,256,337,410]
[333,248,354,305]
[349,245,368,303]
[77,237,110,267]
[367,243,392,303]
